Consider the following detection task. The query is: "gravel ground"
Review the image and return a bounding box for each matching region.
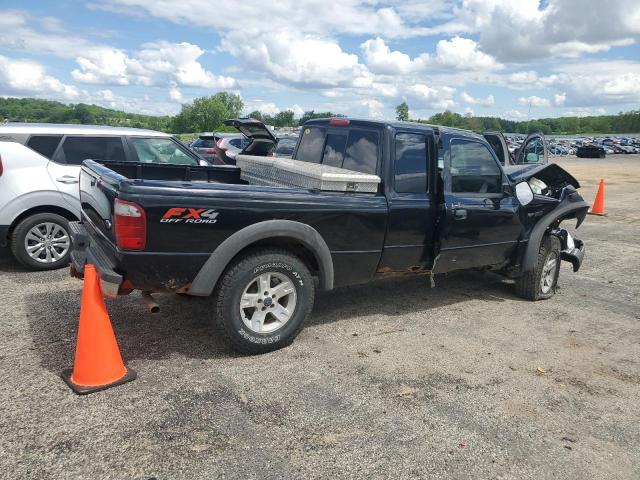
[1,156,639,479]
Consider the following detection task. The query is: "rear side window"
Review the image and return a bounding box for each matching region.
[296,127,325,164]
[27,135,63,159]
[394,133,427,193]
[450,139,502,194]
[343,129,379,174]
[296,126,379,175]
[322,133,347,168]
[57,136,126,165]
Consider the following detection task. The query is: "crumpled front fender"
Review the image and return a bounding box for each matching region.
[518,191,589,275]
[551,228,585,272]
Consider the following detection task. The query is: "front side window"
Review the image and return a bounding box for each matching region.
[27,135,63,159]
[129,137,198,165]
[394,133,427,194]
[57,136,126,165]
[450,139,502,194]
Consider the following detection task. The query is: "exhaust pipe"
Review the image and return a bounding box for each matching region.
[141,291,160,314]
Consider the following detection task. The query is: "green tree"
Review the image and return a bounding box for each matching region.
[211,92,243,119]
[248,110,264,121]
[273,110,295,127]
[396,101,409,121]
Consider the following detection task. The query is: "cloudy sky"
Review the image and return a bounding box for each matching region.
[1,0,639,120]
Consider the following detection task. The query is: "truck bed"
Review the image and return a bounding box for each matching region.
[95,160,244,184]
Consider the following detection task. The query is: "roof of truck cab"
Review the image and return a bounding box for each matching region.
[0,123,170,137]
[303,118,485,140]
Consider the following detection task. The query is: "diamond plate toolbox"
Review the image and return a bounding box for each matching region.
[236,154,381,193]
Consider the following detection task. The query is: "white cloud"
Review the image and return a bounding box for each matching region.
[503,109,527,120]
[554,92,566,106]
[169,83,183,102]
[460,91,495,106]
[542,60,640,107]
[361,37,500,75]
[0,55,79,100]
[434,0,640,62]
[518,95,551,108]
[244,100,281,116]
[406,84,456,110]
[71,41,236,89]
[138,41,236,89]
[433,37,501,70]
[291,104,305,117]
[361,38,415,74]
[96,0,430,39]
[361,99,385,119]
[221,30,368,88]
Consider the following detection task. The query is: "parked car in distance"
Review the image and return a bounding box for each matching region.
[190,135,218,163]
[0,123,206,270]
[215,134,250,165]
[272,136,298,158]
[576,145,606,158]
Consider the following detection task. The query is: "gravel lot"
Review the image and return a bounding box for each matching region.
[1,156,639,479]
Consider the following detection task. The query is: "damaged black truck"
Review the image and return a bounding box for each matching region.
[69,118,588,354]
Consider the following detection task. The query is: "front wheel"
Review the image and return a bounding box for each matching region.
[515,235,561,301]
[211,249,315,354]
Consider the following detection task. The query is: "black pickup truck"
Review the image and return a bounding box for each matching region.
[70,118,587,354]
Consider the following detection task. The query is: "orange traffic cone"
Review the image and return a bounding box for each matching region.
[588,179,606,216]
[62,264,136,394]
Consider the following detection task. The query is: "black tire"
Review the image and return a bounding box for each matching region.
[211,248,315,354]
[515,235,561,301]
[10,213,72,271]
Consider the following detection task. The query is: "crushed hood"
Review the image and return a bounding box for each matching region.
[504,163,580,189]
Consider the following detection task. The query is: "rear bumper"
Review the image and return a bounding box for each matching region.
[0,224,8,247]
[69,221,122,298]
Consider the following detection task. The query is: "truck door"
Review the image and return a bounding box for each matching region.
[378,128,437,272]
[515,133,548,164]
[483,131,511,165]
[434,136,522,273]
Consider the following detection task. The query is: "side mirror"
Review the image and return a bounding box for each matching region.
[515,181,534,206]
[526,152,538,163]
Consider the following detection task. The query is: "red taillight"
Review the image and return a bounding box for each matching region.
[329,118,350,126]
[204,149,216,154]
[113,198,146,250]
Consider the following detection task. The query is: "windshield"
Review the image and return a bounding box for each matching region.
[130,137,199,165]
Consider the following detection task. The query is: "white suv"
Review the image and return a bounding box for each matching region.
[0,123,205,270]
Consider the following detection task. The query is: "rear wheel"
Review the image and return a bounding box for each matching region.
[515,235,561,301]
[10,213,71,270]
[211,249,315,354]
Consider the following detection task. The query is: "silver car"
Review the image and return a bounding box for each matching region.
[0,123,204,270]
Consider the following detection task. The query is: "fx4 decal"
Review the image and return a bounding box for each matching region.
[161,208,219,224]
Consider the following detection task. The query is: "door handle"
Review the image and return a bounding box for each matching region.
[453,208,467,220]
[56,176,79,184]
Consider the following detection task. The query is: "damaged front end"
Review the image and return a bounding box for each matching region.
[506,163,589,276]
